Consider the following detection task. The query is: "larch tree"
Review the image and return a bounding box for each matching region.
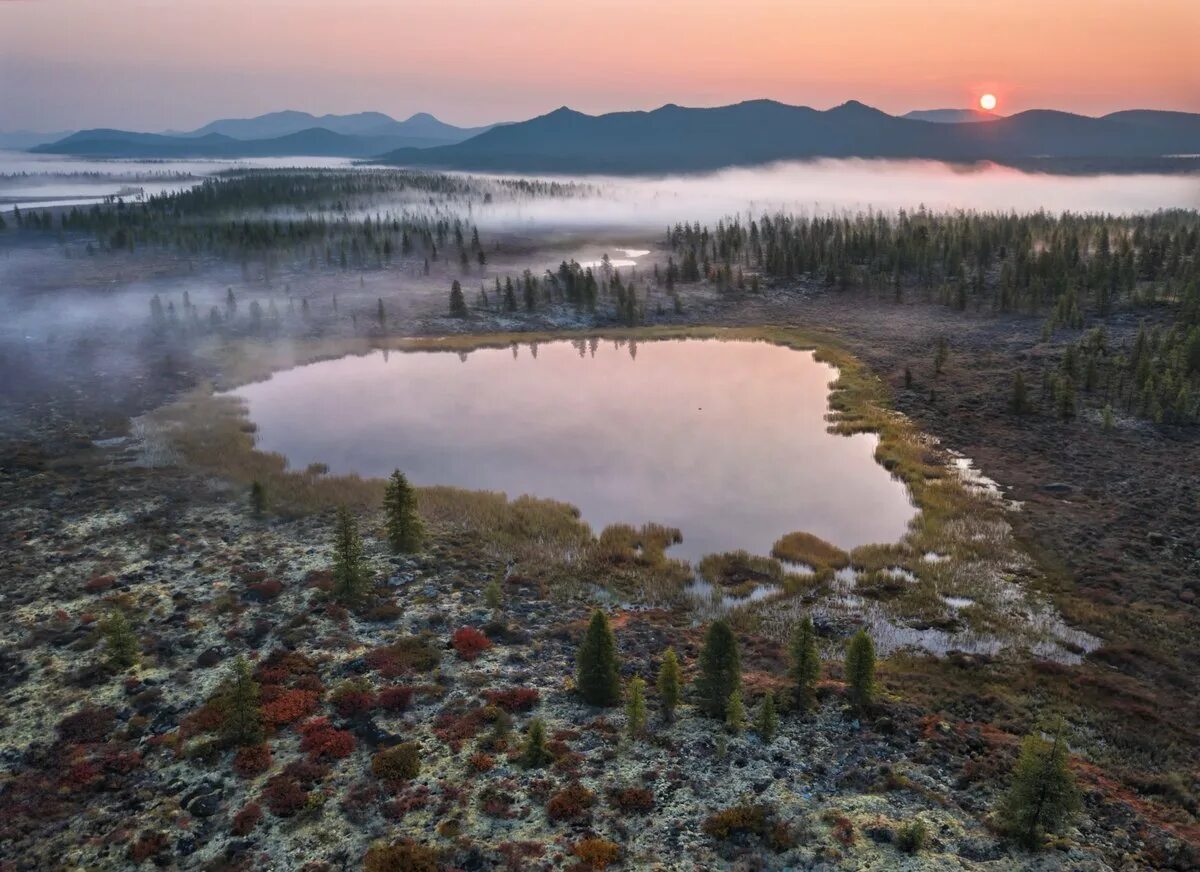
[221,656,264,748]
[332,506,370,605]
[999,723,1081,849]
[656,647,682,722]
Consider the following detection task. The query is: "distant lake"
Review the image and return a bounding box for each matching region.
[226,338,917,563]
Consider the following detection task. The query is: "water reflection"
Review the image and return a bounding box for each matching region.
[227,338,916,562]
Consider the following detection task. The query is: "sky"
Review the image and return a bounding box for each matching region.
[1,0,1197,132]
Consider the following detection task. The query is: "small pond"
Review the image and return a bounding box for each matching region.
[226,338,916,562]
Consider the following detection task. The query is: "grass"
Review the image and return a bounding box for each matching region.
[770,532,849,570]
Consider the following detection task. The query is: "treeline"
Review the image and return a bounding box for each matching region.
[454,257,667,326]
[8,169,593,275]
[668,210,1200,422]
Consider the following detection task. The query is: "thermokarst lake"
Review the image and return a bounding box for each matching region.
[226,338,917,563]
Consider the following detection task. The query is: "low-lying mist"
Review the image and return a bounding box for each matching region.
[460,159,1200,233]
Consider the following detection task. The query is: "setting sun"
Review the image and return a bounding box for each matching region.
[980,93,998,111]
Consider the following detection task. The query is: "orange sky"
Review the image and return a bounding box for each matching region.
[1,0,1196,130]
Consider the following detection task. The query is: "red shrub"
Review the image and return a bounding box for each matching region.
[468,752,495,773]
[262,774,308,817]
[129,831,168,863]
[261,689,320,726]
[246,579,283,601]
[298,718,356,760]
[482,687,539,713]
[378,686,414,712]
[231,802,262,835]
[58,706,117,744]
[497,841,545,872]
[452,627,492,661]
[233,744,272,778]
[609,786,654,812]
[383,784,432,820]
[546,782,596,822]
[331,681,376,717]
[432,706,488,752]
[85,575,116,594]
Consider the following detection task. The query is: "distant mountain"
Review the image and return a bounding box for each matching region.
[0,130,76,150]
[31,124,479,159]
[375,100,1200,174]
[901,108,999,124]
[176,110,495,144]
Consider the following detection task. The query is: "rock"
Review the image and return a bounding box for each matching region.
[196,647,223,668]
[186,792,222,818]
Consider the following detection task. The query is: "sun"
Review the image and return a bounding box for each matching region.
[979,93,998,111]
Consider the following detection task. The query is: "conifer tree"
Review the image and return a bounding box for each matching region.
[625,677,647,738]
[725,688,745,734]
[756,691,778,742]
[484,578,503,611]
[1011,371,1028,415]
[221,656,264,747]
[695,619,741,719]
[101,611,139,670]
[788,615,820,714]
[383,469,423,553]
[845,629,876,710]
[576,610,620,707]
[656,647,682,722]
[518,717,553,769]
[332,506,369,605]
[449,280,467,317]
[249,480,267,517]
[999,724,1081,849]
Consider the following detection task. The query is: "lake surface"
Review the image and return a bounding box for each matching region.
[228,338,916,562]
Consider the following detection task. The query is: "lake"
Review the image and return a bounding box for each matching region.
[226,338,917,563]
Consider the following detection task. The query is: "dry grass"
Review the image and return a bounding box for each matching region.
[770,532,849,570]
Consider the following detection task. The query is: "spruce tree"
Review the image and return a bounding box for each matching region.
[518,717,553,769]
[756,691,778,742]
[101,611,139,670]
[625,676,647,738]
[449,280,467,317]
[694,619,741,719]
[332,506,369,605]
[788,615,820,714]
[249,480,267,517]
[845,629,876,710]
[1011,371,1028,415]
[575,610,619,707]
[383,469,423,553]
[221,656,264,747]
[999,724,1081,849]
[656,647,682,722]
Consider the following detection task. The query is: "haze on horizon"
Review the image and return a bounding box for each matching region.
[1,0,1197,133]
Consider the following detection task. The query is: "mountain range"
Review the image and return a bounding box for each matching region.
[23,103,1200,173]
[28,111,497,158]
[376,101,1200,173]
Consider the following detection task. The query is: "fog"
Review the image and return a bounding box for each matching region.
[460,159,1200,233]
